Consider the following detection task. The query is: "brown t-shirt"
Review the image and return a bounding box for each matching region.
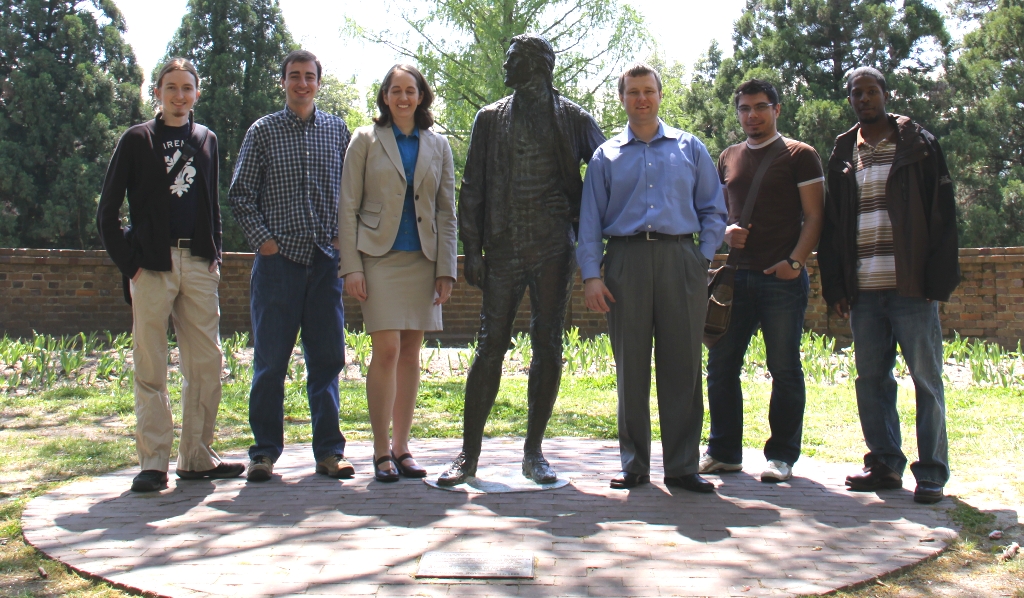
[717,135,824,270]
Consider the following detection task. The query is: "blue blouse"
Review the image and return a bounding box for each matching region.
[391,124,422,252]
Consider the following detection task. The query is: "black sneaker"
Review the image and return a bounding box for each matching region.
[177,462,246,480]
[131,470,168,492]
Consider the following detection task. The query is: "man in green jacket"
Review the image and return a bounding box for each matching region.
[818,66,960,505]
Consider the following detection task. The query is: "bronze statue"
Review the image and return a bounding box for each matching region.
[437,34,606,486]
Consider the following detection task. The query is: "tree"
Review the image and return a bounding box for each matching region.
[674,0,951,165]
[944,0,1024,247]
[349,0,650,177]
[316,73,371,130]
[161,0,297,251]
[0,0,146,248]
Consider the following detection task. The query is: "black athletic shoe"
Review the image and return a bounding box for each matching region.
[131,470,168,492]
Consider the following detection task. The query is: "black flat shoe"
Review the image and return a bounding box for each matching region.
[391,451,427,478]
[664,473,715,493]
[610,471,650,489]
[131,470,168,492]
[914,482,944,504]
[845,464,903,492]
[373,455,399,483]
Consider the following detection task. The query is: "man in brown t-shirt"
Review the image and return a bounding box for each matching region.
[702,79,824,483]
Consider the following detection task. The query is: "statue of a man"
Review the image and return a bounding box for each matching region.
[438,34,606,486]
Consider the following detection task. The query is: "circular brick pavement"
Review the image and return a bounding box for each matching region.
[22,438,955,597]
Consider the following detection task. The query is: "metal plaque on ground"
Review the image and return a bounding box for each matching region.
[415,551,534,579]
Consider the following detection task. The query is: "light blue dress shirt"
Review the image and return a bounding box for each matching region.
[391,124,422,252]
[576,120,727,280]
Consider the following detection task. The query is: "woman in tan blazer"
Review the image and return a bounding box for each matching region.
[338,64,457,482]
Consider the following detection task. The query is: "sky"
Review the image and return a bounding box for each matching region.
[113,0,749,91]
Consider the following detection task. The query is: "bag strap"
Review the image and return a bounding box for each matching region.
[167,123,210,184]
[728,135,788,263]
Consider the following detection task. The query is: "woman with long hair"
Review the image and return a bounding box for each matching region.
[338,64,457,482]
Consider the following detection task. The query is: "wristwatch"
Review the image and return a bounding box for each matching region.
[786,257,803,271]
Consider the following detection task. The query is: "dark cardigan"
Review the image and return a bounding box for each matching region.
[96,115,221,301]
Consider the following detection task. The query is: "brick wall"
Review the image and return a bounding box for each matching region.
[2,248,1022,346]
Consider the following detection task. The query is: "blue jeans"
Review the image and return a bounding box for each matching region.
[850,291,949,486]
[706,269,809,466]
[248,249,347,463]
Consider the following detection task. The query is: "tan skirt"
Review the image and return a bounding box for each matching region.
[359,250,443,333]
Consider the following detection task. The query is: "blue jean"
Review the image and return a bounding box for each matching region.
[850,291,949,486]
[706,269,809,466]
[248,249,346,463]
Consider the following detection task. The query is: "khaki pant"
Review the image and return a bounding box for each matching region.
[130,248,223,472]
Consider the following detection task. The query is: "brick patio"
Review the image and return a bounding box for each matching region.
[22,438,956,597]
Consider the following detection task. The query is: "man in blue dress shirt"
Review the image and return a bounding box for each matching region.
[577,63,727,492]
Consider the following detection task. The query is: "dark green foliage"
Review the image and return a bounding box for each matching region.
[945,0,1024,247]
[160,0,297,251]
[0,0,146,249]
[673,0,950,168]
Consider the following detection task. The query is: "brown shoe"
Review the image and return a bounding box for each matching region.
[845,464,902,491]
[316,454,355,479]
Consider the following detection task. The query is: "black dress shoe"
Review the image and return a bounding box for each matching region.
[177,462,245,480]
[664,473,715,493]
[436,452,477,486]
[373,455,399,483]
[131,470,168,492]
[845,464,902,492]
[914,482,944,504]
[610,471,650,489]
[392,451,427,478]
[523,452,558,484]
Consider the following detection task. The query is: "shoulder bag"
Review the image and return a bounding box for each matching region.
[703,136,787,348]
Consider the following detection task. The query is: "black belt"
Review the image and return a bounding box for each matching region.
[171,238,191,248]
[609,232,694,242]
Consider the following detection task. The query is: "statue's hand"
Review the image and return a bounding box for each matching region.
[464,252,486,289]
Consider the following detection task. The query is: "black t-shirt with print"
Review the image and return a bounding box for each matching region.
[159,123,202,241]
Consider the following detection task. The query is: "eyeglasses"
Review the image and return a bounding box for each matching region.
[737,103,775,116]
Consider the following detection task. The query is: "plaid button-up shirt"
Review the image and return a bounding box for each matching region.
[229,105,351,265]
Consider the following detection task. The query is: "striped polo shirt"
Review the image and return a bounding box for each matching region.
[854,130,897,290]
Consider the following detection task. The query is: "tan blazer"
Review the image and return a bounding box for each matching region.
[338,124,457,279]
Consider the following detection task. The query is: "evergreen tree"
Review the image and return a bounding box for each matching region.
[0,0,146,248]
[675,0,950,165]
[945,0,1024,247]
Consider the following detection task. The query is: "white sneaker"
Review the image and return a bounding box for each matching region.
[699,452,742,474]
[761,459,792,483]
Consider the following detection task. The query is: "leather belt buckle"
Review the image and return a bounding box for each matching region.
[173,239,191,249]
[645,231,657,241]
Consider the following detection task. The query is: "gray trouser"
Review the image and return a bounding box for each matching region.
[604,236,707,477]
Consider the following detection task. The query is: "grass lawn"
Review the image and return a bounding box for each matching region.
[1,373,1022,596]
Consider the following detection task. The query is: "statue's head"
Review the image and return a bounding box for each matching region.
[503,34,555,89]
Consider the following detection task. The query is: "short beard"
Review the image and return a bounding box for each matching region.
[858,112,885,125]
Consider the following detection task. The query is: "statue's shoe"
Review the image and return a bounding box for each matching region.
[522,453,557,484]
[436,452,477,486]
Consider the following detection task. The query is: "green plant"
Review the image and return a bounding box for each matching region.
[345,328,373,376]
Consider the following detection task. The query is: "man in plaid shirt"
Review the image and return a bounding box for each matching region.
[229,50,353,482]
